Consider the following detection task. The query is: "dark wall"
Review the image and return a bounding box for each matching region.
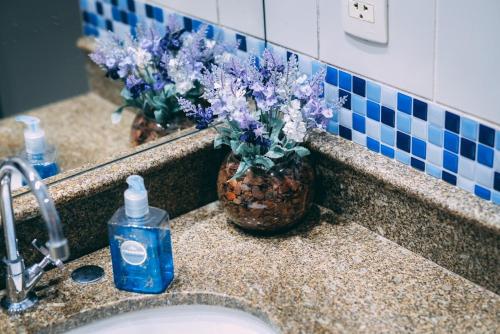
[0,0,89,118]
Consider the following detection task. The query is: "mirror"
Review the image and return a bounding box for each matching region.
[0,0,267,189]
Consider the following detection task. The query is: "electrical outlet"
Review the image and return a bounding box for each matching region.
[349,0,375,23]
[342,0,388,44]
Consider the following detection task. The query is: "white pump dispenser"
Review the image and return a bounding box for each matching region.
[16,115,46,155]
[124,175,150,219]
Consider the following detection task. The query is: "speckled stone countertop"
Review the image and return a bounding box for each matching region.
[0,203,498,334]
[0,93,134,172]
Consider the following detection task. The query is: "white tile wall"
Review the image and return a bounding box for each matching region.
[435,0,500,126]
[319,0,435,99]
[154,0,218,23]
[218,0,265,39]
[264,0,318,57]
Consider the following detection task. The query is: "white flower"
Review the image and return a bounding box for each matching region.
[322,108,334,119]
[129,47,151,69]
[283,99,307,142]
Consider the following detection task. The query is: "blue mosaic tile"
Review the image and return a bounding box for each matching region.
[352,113,366,134]
[442,171,457,185]
[144,3,153,18]
[367,137,380,153]
[351,94,366,115]
[236,34,247,52]
[427,143,443,167]
[428,124,443,147]
[366,100,380,121]
[444,131,459,153]
[413,99,427,121]
[443,150,458,173]
[412,137,426,159]
[411,118,427,140]
[396,131,411,153]
[461,118,478,141]
[492,191,500,205]
[325,66,338,86]
[183,17,193,31]
[352,76,366,97]
[411,157,425,171]
[474,185,491,200]
[496,131,500,150]
[477,144,494,167]
[96,1,104,15]
[445,111,460,134]
[494,172,500,192]
[381,144,395,159]
[426,164,442,179]
[327,120,339,135]
[366,118,380,140]
[428,104,445,128]
[381,125,395,146]
[339,90,351,110]
[397,93,412,115]
[478,124,495,147]
[397,112,411,134]
[381,106,395,127]
[127,0,135,12]
[339,71,352,91]
[366,81,381,103]
[460,138,476,160]
[153,6,163,22]
[396,150,411,165]
[458,156,475,180]
[339,125,352,140]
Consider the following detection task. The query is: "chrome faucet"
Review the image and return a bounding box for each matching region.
[0,157,69,314]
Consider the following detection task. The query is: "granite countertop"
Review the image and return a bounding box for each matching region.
[0,92,134,173]
[1,203,498,334]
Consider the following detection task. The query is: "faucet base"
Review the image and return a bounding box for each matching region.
[1,292,38,315]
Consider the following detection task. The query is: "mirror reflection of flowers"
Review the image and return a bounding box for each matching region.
[179,50,346,178]
[89,15,232,127]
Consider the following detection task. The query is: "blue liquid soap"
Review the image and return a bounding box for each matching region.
[22,150,60,180]
[108,175,174,294]
[16,115,60,180]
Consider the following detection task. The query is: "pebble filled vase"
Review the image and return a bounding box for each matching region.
[130,113,193,147]
[217,153,315,233]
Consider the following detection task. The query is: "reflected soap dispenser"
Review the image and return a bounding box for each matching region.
[108,175,174,294]
[16,115,60,179]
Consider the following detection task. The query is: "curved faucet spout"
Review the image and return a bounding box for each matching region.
[0,157,69,261]
[0,157,70,314]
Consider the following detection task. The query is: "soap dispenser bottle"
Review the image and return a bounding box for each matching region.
[16,115,60,179]
[108,175,174,294]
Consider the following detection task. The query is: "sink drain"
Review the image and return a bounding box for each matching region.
[71,265,105,284]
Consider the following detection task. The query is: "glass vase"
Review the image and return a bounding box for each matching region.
[217,153,315,233]
[130,113,192,147]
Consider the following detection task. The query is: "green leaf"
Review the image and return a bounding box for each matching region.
[154,110,166,124]
[253,155,275,171]
[265,145,286,159]
[292,146,310,157]
[214,135,230,149]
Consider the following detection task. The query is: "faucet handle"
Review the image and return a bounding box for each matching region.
[32,239,64,269]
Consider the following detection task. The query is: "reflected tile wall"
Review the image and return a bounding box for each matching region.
[79,0,500,205]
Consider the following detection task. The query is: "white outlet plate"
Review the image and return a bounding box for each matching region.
[342,0,388,44]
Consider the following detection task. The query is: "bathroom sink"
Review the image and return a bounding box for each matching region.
[65,305,277,334]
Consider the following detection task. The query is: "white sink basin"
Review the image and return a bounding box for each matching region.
[66,305,277,334]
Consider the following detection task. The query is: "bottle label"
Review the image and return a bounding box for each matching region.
[120,240,147,265]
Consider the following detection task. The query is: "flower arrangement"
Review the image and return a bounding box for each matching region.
[90,16,231,127]
[179,50,346,178]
